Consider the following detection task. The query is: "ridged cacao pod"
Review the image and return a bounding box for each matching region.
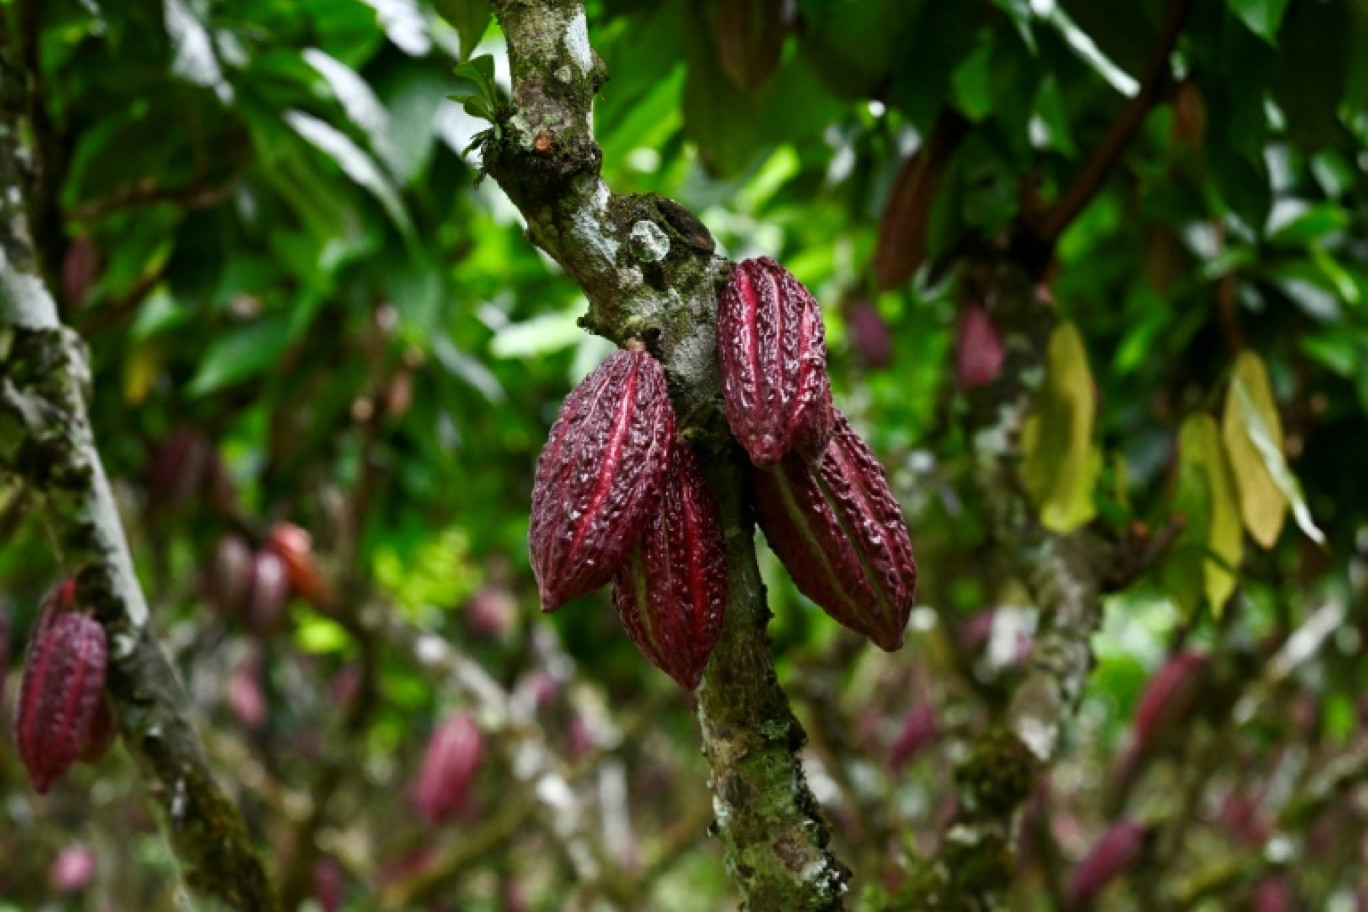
[718,257,834,468]
[955,304,1005,390]
[15,612,109,793]
[752,410,917,650]
[529,349,675,612]
[611,443,727,690]
[411,711,483,826]
[1067,820,1148,907]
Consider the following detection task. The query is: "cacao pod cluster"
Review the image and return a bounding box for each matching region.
[204,521,329,636]
[13,580,115,794]
[527,258,918,686]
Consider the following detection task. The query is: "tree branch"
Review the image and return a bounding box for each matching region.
[0,44,278,912]
[483,1,849,907]
[1019,0,1194,273]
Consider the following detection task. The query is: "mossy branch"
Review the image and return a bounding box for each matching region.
[484,1,849,907]
[0,43,279,912]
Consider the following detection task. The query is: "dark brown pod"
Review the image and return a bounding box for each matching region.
[611,444,727,690]
[872,114,968,291]
[205,534,254,619]
[15,612,109,793]
[247,549,291,635]
[146,426,212,512]
[752,410,917,650]
[717,257,834,467]
[529,349,675,612]
[715,0,786,93]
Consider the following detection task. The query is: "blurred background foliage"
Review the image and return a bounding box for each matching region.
[3,0,1368,908]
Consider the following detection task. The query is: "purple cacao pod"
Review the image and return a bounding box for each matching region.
[412,711,484,825]
[1067,820,1147,907]
[314,858,344,912]
[50,843,97,893]
[1133,651,1207,750]
[78,692,117,764]
[955,304,1005,390]
[752,410,917,650]
[717,257,834,467]
[529,349,675,612]
[611,443,727,690]
[15,612,108,794]
[889,703,938,771]
[247,549,291,635]
[845,298,894,369]
[146,426,213,511]
[205,534,254,619]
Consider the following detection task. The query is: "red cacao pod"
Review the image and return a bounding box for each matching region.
[227,650,267,731]
[62,235,102,308]
[955,304,1005,390]
[146,426,212,511]
[247,548,291,635]
[872,114,968,291]
[314,859,344,912]
[611,443,727,690]
[529,349,675,611]
[79,692,117,764]
[50,843,97,893]
[466,584,518,637]
[15,612,108,793]
[1067,820,1147,907]
[411,711,484,825]
[752,410,917,650]
[205,534,254,619]
[717,257,834,467]
[267,521,330,607]
[844,297,893,369]
[1132,650,1207,751]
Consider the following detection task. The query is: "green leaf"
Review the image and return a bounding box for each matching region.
[303,48,403,178]
[187,315,294,398]
[1267,203,1350,247]
[433,0,492,60]
[1228,0,1291,44]
[1175,414,1244,614]
[1021,322,1101,532]
[489,309,584,359]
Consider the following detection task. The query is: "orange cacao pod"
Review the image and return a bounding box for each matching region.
[612,443,727,690]
[718,257,834,467]
[752,410,917,650]
[530,349,675,611]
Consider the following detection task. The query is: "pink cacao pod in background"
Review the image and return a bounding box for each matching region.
[1132,650,1208,751]
[1067,820,1148,908]
[227,649,267,731]
[955,304,1005,390]
[717,257,834,467]
[205,534,254,619]
[146,426,213,511]
[15,612,108,793]
[246,548,291,635]
[889,702,938,771]
[844,297,894,369]
[50,843,97,893]
[412,711,484,826]
[752,410,917,650]
[529,349,675,612]
[313,858,345,912]
[612,443,728,690]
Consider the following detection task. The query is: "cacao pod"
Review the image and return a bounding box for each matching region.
[955,304,1005,390]
[844,297,893,369]
[466,584,518,637]
[611,443,727,690]
[412,711,484,825]
[50,843,97,893]
[1253,876,1292,912]
[146,426,212,512]
[15,612,108,793]
[78,692,117,764]
[205,534,254,619]
[1067,820,1148,907]
[715,0,786,93]
[872,114,969,291]
[717,257,834,467]
[267,521,330,607]
[314,859,344,912]
[529,349,675,611]
[752,410,917,650]
[227,650,267,731]
[247,548,291,635]
[1132,650,1207,751]
[62,235,102,309]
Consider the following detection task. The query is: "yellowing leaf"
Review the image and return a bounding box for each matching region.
[1177,415,1243,614]
[1221,351,1288,549]
[123,340,162,406]
[1021,322,1100,532]
[1223,351,1326,547]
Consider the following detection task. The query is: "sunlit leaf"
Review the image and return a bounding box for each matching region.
[1229,0,1291,44]
[1175,414,1244,614]
[1221,351,1288,549]
[1021,321,1100,532]
[433,0,492,61]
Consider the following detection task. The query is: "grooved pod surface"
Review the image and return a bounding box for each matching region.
[612,444,727,690]
[718,257,834,467]
[15,613,108,794]
[753,410,917,650]
[530,350,675,612]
